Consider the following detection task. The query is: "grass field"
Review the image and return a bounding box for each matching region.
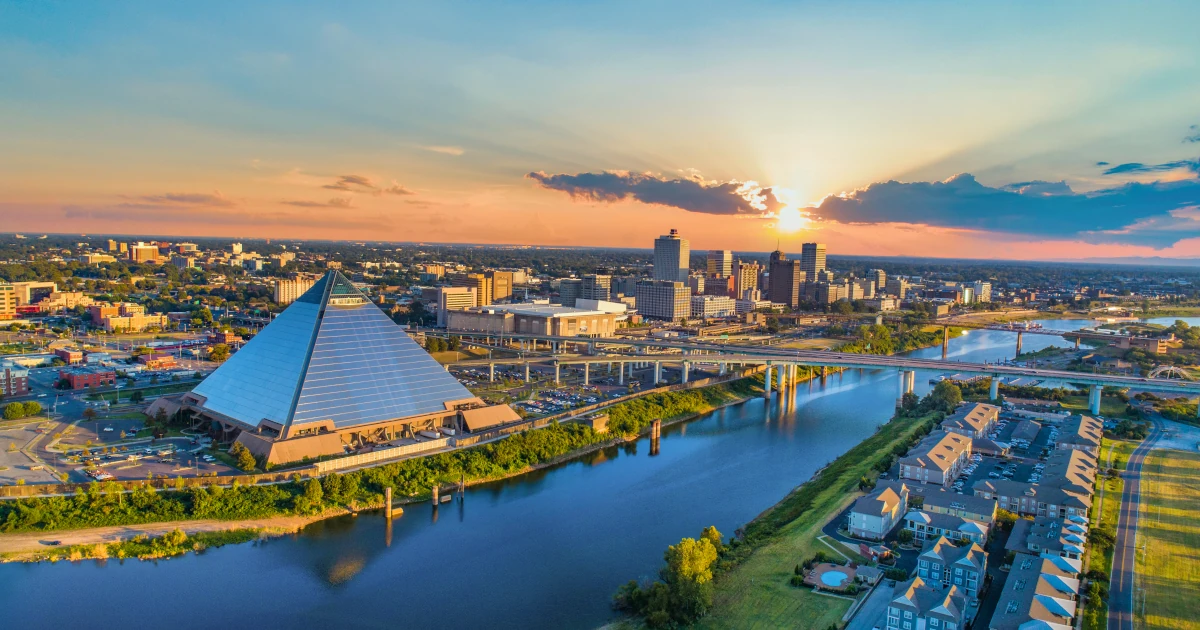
[778,337,839,350]
[88,382,196,402]
[1060,395,1137,419]
[1135,446,1200,629]
[430,347,490,364]
[695,412,938,629]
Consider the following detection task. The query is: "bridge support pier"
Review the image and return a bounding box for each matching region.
[820,365,828,379]
[618,362,625,385]
[1089,384,1101,415]
[682,362,690,384]
[654,361,662,384]
[763,364,773,398]
[989,376,998,401]
[583,363,589,385]
[897,369,915,404]
[1016,331,1023,358]
[942,326,949,359]
[524,364,530,383]
[719,362,727,376]
[1074,337,1080,350]
[489,363,495,382]
[777,364,786,391]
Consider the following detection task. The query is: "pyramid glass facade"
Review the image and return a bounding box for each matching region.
[192,271,474,431]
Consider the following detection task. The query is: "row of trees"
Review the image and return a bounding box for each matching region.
[3,401,42,420]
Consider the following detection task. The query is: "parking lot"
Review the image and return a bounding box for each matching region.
[64,437,236,482]
[0,423,62,485]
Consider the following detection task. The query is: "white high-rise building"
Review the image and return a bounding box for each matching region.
[653,229,690,283]
[972,281,992,303]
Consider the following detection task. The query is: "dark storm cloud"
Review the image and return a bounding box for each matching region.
[813,173,1200,247]
[526,171,784,215]
[1101,159,1200,175]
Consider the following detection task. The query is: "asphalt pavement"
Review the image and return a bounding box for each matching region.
[1107,419,1162,630]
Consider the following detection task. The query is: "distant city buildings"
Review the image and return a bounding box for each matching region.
[768,250,803,308]
[273,277,318,305]
[800,242,826,277]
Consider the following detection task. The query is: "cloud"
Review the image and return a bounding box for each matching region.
[811,173,1200,247]
[1096,161,1110,166]
[1101,159,1200,176]
[323,174,376,191]
[118,192,234,208]
[527,170,785,215]
[420,145,465,156]
[281,197,353,208]
[321,175,414,196]
[1186,125,1200,144]
[382,181,414,195]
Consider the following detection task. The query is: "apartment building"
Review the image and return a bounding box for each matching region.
[898,432,972,486]
[886,577,967,630]
[690,295,737,319]
[1005,515,1089,561]
[273,277,318,305]
[1,361,30,396]
[1054,415,1103,455]
[941,402,1000,439]
[848,481,909,541]
[988,553,1080,630]
[916,536,988,599]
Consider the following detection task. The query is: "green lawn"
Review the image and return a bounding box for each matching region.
[1060,395,1137,419]
[88,382,196,402]
[1083,438,1132,630]
[696,412,938,629]
[1135,446,1200,629]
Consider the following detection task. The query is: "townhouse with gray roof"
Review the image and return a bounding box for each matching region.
[886,576,968,630]
[916,536,988,599]
[988,552,1080,630]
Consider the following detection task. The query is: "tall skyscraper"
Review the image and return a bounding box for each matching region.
[653,229,690,283]
[732,259,762,300]
[768,251,804,309]
[486,270,514,302]
[706,250,733,278]
[867,269,886,292]
[800,243,827,277]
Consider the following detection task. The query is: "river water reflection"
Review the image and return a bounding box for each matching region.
[3,318,1192,629]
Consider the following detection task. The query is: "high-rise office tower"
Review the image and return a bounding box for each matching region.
[653,229,690,283]
[768,251,804,309]
[580,274,612,301]
[732,260,762,300]
[706,250,732,278]
[486,270,515,302]
[800,243,827,277]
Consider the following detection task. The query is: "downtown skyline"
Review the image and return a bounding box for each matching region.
[2,1,1200,260]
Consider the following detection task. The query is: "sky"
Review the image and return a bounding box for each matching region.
[2,1,1200,260]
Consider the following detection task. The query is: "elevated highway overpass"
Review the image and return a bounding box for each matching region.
[438,332,1200,417]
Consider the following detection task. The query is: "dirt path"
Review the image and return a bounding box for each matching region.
[0,513,329,556]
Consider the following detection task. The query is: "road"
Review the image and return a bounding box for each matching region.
[1108,419,1162,630]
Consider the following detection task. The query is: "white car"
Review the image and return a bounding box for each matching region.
[102,426,114,432]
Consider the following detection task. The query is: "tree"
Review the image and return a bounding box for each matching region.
[82,407,97,421]
[208,343,230,363]
[4,402,27,419]
[928,380,963,412]
[700,526,724,552]
[22,401,42,416]
[663,537,719,585]
[230,442,257,471]
[897,529,915,545]
[130,390,145,403]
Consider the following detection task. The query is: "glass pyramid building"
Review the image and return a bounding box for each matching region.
[187,271,480,459]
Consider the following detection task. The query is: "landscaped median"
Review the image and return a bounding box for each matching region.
[0,376,766,560]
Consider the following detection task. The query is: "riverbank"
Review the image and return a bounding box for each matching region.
[0,510,339,562]
[0,378,768,549]
[695,409,940,628]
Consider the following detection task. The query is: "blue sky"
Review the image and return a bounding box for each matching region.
[2,1,1199,257]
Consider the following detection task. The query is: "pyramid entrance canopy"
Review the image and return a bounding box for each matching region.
[192,271,475,432]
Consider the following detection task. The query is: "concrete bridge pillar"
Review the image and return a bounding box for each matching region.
[618,362,625,385]
[942,326,949,359]
[654,361,662,384]
[989,376,999,401]
[583,363,589,385]
[1016,331,1023,358]
[489,363,495,382]
[777,364,786,391]
[820,365,828,379]
[682,362,690,384]
[763,364,773,398]
[719,362,727,376]
[1074,337,1080,350]
[524,363,530,383]
[1089,384,1101,415]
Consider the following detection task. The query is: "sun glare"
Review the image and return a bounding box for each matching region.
[776,206,810,233]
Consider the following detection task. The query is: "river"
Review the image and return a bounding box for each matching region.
[2,318,1192,629]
